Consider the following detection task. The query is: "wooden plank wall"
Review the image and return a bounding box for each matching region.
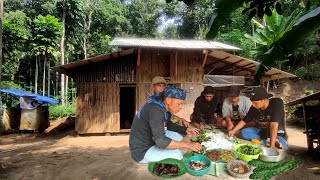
[135,48,205,120]
[175,50,204,83]
[136,83,153,111]
[76,83,120,134]
[136,49,203,83]
[136,49,172,82]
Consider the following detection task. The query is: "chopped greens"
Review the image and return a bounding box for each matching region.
[238,145,261,155]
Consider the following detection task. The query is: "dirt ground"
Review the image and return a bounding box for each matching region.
[0,125,319,180]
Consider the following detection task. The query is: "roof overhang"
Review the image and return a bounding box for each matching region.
[205,50,296,82]
[110,37,241,51]
[51,48,136,76]
[286,91,320,106]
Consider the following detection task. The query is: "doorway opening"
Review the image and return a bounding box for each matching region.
[120,85,136,130]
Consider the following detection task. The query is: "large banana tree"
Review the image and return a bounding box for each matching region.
[204,0,320,85]
[244,10,302,70]
[252,7,320,85]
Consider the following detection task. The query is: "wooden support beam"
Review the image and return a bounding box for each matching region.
[268,73,282,77]
[206,67,216,75]
[206,60,221,68]
[218,60,256,74]
[137,48,141,66]
[213,59,243,72]
[302,102,313,152]
[175,51,178,78]
[202,50,208,67]
[233,64,256,73]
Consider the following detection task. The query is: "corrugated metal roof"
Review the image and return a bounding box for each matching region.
[110,38,241,50]
[206,50,296,82]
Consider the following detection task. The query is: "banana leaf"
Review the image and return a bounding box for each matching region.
[253,7,320,85]
[206,0,244,39]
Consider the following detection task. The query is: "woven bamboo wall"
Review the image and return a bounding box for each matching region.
[76,83,120,133]
[75,55,136,83]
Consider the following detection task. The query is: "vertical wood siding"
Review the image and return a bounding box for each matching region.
[76,83,119,134]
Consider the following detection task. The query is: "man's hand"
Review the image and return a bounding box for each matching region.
[267,139,283,149]
[199,123,205,130]
[227,123,234,131]
[186,127,199,136]
[228,130,235,138]
[179,119,190,127]
[186,142,202,152]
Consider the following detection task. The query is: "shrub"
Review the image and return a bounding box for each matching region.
[49,103,76,120]
[294,62,320,80]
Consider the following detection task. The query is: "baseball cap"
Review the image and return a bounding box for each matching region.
[163,85,186,100]
[249,87,273,101]
[203,86,215,95]
[228,86,241,97]
[152,76,166,85]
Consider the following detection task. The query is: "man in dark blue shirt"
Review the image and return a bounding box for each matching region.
[129,85,202,163]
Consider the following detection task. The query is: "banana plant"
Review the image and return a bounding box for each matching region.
[253,7,320,85]
[206,0,283,39]
[245,9,302,53]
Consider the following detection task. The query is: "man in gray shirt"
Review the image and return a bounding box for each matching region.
[129,85,202,163]
[222,86,252,131]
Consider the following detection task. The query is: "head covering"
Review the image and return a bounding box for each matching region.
[163,85,186,100]
[249,87,273,101]
[228,86,241,97]
[152,76,166,85]
[203,86,215,95]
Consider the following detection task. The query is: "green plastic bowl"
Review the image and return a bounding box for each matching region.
[234,144,262,162]
[184,155,211,176]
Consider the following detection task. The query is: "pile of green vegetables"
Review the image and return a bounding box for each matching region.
[191,130,210,143]
[230,136,241,144]
[249,158,300,179]
[238,145,261,155]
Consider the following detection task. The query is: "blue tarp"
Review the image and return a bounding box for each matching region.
[0,89,59,104]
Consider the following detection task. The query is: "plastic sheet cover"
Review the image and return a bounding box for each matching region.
[204,75,245,87]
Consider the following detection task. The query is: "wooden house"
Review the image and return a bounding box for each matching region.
[52,38,295,134]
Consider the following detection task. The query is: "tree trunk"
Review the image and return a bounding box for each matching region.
[65,56,69,103]
[42,57,46,96]
[0,0,4,133]
[83,10,93,59]
[47,60,50,96]
[83,36,87,59]
[61,9,66,105]
[35,56,38,94]
[55,72,59,97]
[71,78,75,102]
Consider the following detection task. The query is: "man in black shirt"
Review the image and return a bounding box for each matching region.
[129,85,202,163]
[228,87,287,150]
[190,86,218,130]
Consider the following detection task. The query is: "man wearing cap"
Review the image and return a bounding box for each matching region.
[228,87,287,150]
[129,85,202,163]
[151,76,190,127]
[152,76,167,94]
[221,86,252,131]
[190,86,218,130]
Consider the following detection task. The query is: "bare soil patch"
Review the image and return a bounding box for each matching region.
[0,125,319,180]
